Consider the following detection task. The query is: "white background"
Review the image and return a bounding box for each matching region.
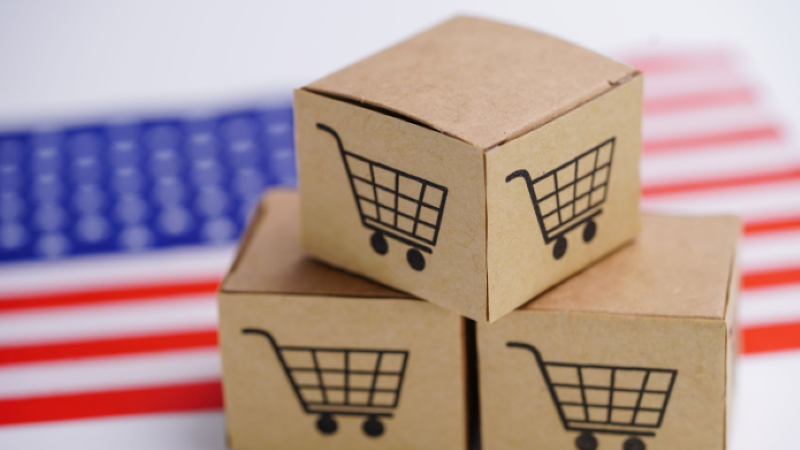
[0,0,798,140]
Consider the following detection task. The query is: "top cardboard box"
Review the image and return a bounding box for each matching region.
[295,16,643,322]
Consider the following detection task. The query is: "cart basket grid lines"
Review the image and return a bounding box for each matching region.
[506,137,615,246]
[508,342,678,438]
[288,367,405,375]
[286,348,407,410]
[531,139,613,237]
[244,328,410,413]
[350,174,444,211]
[346,154,447,246]
[353,193,441,229]
[318,123,448,249]
[297,386,399,393]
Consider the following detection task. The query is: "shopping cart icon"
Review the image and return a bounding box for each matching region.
[507,342,677,450]
[243,328,410,438]
[506,138,615,260]
[317,123,448,271]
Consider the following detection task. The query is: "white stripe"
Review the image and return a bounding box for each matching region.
[643,103,776,141]
[0,295,217,346]
[642,179,800,220]
[731,351,800,450]
[643,68,749,100]
[0,412,225,450]
[741,229,800,272]
[641,141,793,186]
[0,246,233,298]
[739,285,800,327]
[0,349,220,399]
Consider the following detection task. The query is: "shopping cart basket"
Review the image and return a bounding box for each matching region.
[508,342,677,450]
[506,137,615,260]
[243,328,410,437]
[317,123,448,271]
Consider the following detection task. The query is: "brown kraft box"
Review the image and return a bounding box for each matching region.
[294,16,643,322]
[218,190,471,450]
[478,215,740,450]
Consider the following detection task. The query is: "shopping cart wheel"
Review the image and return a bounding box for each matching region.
[575,431,598,450]
[583,220,597,242]
[406,248,425,271]
[362,415,384,437]
[316,413,337,435]
[623,437,645,450]
[370,231,389,255]
[553,236,568,260]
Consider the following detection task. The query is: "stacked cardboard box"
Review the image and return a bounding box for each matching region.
[218,16,740,450]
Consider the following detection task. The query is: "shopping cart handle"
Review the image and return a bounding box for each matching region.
[316,123,346,152]
[505,170,532,184]
[242,328,281,353]
[507,341,544,362]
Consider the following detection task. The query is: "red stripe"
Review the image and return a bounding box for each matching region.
[0,326,792,427]
[644,87,755,115]
[0,329,218,366]
[0,278,221,313]
[742,322,800,355]
[642,167,800,196]
[0,381,222,426]
[743,266,800,290]
[643,125,782,154]
[745,215,800,234]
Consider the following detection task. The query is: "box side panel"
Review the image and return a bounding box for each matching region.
[485,75,643,322]
[219,292,467,450]
[478,310,726,450]
[294,89,488,321]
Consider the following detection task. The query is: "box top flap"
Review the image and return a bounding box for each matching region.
[304,16,635,150]
[222,190,413,299]
[521,214,740,320]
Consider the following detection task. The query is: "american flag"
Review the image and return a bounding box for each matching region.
[1,48,799,449]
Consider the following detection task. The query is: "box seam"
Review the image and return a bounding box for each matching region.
[483,151,490,322]
[303,71,640,151]
[464,319,480,450]
[520,307,729,324]
[220,290,424,302]
[483,70,642,151]
[721,223,741,450]
[301,87,477,147]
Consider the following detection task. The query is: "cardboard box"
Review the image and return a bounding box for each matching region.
[294,16,643,322]
[218,190,471,450]
[478,215,740,450]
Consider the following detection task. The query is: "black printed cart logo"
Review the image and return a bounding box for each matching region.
[317,123,448,271]
[507,342,677,450]
[243,328,410,438]
[506,138,615,260]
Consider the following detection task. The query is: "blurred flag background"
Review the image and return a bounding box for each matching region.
[1,1,799,449]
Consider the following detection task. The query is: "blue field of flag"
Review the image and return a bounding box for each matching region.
[0,104,296,263]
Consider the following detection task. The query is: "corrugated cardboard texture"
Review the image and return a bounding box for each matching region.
[479,312,729,450]
[521,214,740,319]
[295,89,488,321]
[478,214,739,450]
[223,190,411,299]
[307,16,635,150]
[486,74,642,321]
[219,191,468,450]
[220,294,467,450]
